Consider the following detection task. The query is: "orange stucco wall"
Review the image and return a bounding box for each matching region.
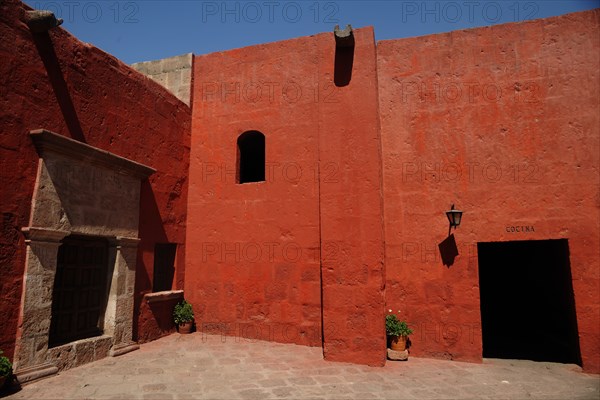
[1,0,598,375]
[378,10,599,372]
[186,28,386,365]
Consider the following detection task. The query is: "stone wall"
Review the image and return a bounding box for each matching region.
[131,54,193,106]
[13,130,153,382]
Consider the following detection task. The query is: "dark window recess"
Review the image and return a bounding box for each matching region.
[237,131,265,184]
[49,236,109,347]
[153,243,176,292]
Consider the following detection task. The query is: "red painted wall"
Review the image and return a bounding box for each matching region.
[316,28,386,366]
[187,35,324,348]
[0,0,191,358]
[1,0,597,374]
[378,11,599,372]
[187,28,386,365]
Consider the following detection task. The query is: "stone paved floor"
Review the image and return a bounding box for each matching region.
[3,333,599,399]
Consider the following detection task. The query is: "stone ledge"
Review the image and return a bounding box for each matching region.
[14,362,58,385]
[110,342,139,357]
[115,236,141,248]
[144,290,184,304]
[30,129,156,178]
[21,227,70,243]
[46,334,114,371]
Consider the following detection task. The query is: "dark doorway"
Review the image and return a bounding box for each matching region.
[237,131,265,184]
[49,236,109,347]
[478,239,581,365]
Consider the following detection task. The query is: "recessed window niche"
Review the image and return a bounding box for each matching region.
[237,130,265,184]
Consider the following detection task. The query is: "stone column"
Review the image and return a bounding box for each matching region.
[13,227,69,383]
[108,237,140,356]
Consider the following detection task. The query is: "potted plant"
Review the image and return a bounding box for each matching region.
[0,350,12,390]
[386,310,413,351]
[173,300,194,334]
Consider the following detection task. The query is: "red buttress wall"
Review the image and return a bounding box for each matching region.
[378,10,599,372]
[0,0,191,358]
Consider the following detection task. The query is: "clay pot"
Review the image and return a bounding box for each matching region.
[389,335,407,351]
[178,321,193,334]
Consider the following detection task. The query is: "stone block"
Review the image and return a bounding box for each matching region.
[14,362,58,385]
[125,270,136,294]
[166,71,181,90]
[95,336,114,359]
[115,295,134,319]
[21,307,52,335]
[387,348,409,361]
[162,54,192,72]
[75,339,96,366]
[177,89,190,106]
[181,69,191,85]
[143,60,164,75]
[152,73,168,86]
[14,337,36,368]
[116,273,126,295]
[22,277,50,308]
[47,343,76,371]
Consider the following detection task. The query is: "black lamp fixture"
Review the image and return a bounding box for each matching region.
[446,204,463,231]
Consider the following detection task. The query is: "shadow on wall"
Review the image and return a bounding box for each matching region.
[0,213,24,360]
[438,234,459,268]
[334,25,355,87]
[133,180,171,341]
[32,31,85,142]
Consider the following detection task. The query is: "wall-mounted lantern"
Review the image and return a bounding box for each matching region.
[446,204,463,231]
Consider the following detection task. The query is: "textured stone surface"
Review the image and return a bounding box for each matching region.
[1,0,599,377]
[30,143,144,238]
[14,132,148,377]
[137,292,183,343]
[0,0,190,366]
[131,54,193,105]
[4,334,599,399]
[378,10,600,372]
[186,30,325,350]
[387,348,409,361]
[317,27,386,366]
[45,335,113,372]
[186,26,385,365]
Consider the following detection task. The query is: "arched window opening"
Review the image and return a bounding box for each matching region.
[237,131,265,184]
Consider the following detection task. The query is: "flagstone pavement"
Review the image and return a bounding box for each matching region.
[2,333,599,399]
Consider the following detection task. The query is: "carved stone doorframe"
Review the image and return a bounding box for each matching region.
[14,130,155,383]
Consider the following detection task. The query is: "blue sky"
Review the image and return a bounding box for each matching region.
[25,1,600,64]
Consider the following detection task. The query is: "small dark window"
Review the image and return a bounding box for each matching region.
[153,243,176,292]
[237,131,265,184]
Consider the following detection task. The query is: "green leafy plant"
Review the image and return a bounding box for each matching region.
[0,350,12,378]
[173,300,194,325]
[385,312,413,337]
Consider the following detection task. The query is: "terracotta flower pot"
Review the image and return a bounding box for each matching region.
[389,335,407,351]
[178,321,193,334]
